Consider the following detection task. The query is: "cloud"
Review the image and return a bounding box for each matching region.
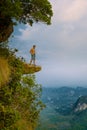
[36,61,87,87]
[15,24,40,41]
[51,0,87,23]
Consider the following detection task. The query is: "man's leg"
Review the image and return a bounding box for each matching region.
[29,55,33,64]
[33,59,36,66]
[33,54,36,65]
[29,59,32,64]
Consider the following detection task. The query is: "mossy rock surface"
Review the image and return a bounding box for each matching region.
[23,63,41,74]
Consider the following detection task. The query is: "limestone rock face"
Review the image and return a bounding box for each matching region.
[75,103,87,112]
[73,96,87,112]
[0,23,13,42]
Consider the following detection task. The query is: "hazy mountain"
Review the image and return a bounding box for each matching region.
[36,87,87,130]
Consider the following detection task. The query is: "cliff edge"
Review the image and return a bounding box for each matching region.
[23,63,41,74]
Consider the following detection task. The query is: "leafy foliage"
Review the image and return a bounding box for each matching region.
[20,0,53,25]
[0,0,53,42]
[0,0,53,26]
[0,48,45,130]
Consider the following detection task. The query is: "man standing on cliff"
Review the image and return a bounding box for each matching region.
[29,45,36,66]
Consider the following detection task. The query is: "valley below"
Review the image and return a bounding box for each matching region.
[36,87,87,130]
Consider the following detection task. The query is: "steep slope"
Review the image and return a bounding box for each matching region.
[73,96,87,113]
[70,96,87,130]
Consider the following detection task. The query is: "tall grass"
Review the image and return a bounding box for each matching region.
[0,57,10,87]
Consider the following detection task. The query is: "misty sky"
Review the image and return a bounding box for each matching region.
[9,0,87,87]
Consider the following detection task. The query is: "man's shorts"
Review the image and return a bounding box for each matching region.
[31,54,35,60]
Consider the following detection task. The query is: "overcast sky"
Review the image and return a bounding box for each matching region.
[10,0,87,87]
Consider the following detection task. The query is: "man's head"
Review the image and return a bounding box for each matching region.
[33,45,36,48]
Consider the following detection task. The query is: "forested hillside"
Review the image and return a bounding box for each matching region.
[37,87,87,130]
